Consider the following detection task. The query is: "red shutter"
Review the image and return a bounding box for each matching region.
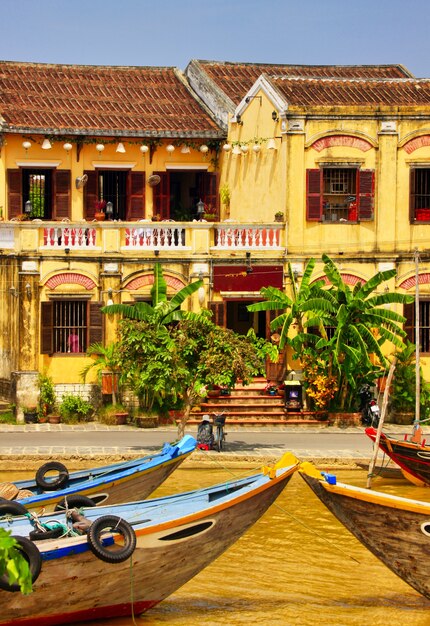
[41,301,54,354]
[306,169,322,221]
[127,171,145,220]
[88,302,104,345]
[7,169,22,219]
[358,170,374,220]
[84,171,98,219]
[54,170,71,219]
[152,171,170,219]
[403,302,415,343]
[409,168,416,223]
[198,172,219,216]
[209,301,226,327]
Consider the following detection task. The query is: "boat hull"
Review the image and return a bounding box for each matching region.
[2,436,196,512]
[0,458,298,625]
[300,465,430,600]
[366,427,430,485]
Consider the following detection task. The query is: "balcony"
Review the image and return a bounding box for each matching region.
[0,220,286,256]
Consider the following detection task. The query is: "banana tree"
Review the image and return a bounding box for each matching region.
[102,263,202,325]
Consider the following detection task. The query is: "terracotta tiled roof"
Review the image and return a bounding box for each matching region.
[266,76,430,107]
[190,60,414,105]
[0,61,224,136]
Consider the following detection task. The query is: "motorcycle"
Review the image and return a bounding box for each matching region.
[359,384,380,427]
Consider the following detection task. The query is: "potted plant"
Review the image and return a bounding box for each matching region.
[94,200,106,221]
[38,371,57,420]
[274,211,285,222]
[98,403,129,426]
[23,406,38,423]
[81,342,122,405]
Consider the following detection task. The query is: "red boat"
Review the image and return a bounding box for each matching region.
[365,426,430,485]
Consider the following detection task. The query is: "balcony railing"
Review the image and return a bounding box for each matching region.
[0,220,286,254]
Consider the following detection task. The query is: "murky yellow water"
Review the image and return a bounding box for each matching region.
[3,466,430,626]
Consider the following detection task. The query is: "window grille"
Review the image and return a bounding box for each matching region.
[99,171,127,220]
[53,300,87,353]
[23,169,52,218]
[412,169,430,210]
[405,300,430,354]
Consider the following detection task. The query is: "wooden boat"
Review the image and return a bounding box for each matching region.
[0,452,299,625]
[365,426,430,486]
[0,435,196,513]
[356,461,403,479]
[300,461,430,600]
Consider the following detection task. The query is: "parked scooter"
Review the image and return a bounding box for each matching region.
[359,384,380,427]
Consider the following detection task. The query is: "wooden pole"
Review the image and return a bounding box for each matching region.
[366,358,396,490]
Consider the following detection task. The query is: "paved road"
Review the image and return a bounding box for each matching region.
[0,422,412,460]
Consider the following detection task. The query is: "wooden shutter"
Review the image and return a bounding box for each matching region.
[41,301,54,354]
[84,171,98,219]
[152,171,170,219]
[306,169,322,221]
[198,172,219,215]
[127,171,145,220]
[209,301,226,327]
[358,169,374,220]
[403,302,415,343]
[88,302,104,345]
[54,170,71,219]
[409,168,416,223]
[7,169,22,219]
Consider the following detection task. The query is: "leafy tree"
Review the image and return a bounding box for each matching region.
[0,529,33,594]
[116,311,277,436]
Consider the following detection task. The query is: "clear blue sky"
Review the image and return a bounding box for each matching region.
[1,0,429,77]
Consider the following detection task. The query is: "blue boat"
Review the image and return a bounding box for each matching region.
[0,435,196,514]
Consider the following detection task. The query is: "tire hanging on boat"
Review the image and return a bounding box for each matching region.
[35,462,69,491]
[54,495,97,511]
[0,536,42,592]
[87,515,136,563]
[0,501,28,516]
[29,525,65,541]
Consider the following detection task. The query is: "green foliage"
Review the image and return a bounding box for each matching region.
[59,395,94,424]
[250,255,413,411]
[0,529,32,594]
[390,341,430,417]
[38,371,57,417]
[101,263,203,326]
[0,410,16,424]
[97,403,127,425]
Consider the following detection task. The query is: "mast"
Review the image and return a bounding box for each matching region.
[415,248,420,424]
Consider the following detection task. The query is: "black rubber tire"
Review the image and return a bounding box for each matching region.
[54,495,96,511]
[29,526,64,541]
[35,462,69,491]
[87,515,136,564]
[0,501,28,516]
[0,536,42,592]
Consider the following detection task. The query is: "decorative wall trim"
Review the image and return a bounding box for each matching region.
[314,273,364,286]
[403,135,430,154]
[311,135,373,152]
[399,273,430,290]
[126,274,185,291]
[45,272,96,290]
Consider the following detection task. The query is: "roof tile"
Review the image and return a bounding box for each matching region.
[0,61,223,136]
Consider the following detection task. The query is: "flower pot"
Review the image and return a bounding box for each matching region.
[115,412,128,426]
[94,211,105,221]
[48,414,61,424]
[24,411,38,424]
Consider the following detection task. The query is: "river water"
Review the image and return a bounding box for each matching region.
[3,466,430,626]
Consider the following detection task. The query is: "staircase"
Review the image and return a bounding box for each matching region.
[188,378,328,428]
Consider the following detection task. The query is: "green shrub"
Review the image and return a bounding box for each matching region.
[59,395,94,424]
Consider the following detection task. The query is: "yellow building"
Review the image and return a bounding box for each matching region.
[1,59,430,414]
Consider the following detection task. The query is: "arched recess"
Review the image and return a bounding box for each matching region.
[398,273,430,290]
[312,272,365,287]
